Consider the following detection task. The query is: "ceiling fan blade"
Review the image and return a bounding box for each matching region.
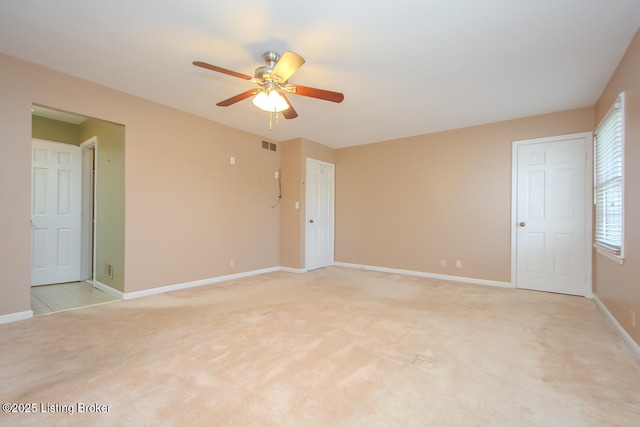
[216,89,259,107]
[270,51,305,83]
[290,84,344,103]
[280,93,298,119]
[193,61,253,80]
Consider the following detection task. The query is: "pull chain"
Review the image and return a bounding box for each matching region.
[268,110,282,132]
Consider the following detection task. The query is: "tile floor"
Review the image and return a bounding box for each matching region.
[31,281,119,315]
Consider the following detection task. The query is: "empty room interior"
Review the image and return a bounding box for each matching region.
[1,1,640,426]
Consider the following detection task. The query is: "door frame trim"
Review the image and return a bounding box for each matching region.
[80,136,97,283]
[304,157,335,271]
[510,132,593,297]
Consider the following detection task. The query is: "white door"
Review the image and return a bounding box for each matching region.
[513,134,591,296]
[306,158,335,271]
[31,139,82,285]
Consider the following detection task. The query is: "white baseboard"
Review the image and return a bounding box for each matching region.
[0,310,33,325]
[122,266,282,300]
[93,280,125,300]
[333,262,514,289]
[279,266,307,274]
[593,295,640,361]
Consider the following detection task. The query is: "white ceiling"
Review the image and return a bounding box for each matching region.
[2,1,639,149]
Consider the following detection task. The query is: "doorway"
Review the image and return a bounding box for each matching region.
[306,158,335,271]
[511,132,593,296]
[30,105,125,313]
[29,137,109,313]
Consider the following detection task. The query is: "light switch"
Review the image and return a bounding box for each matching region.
[295,202,300,209]
[230,156,235,165]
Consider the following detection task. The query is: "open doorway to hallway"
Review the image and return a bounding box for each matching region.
[31,105,125,313]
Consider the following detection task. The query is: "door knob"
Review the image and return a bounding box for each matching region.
[309,219,314,224]
[519,222,526,227]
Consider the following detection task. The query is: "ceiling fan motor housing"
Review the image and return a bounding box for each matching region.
[254,51,281,81]
[254,65,274,80]
[262,51,280,65]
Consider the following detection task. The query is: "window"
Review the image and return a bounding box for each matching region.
[594,92,625,263]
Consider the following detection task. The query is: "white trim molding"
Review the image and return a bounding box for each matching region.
[93,280,125,300]
[0,310,33,325]
[594,244,625,265]
[593,295,640,361]
[279,267,307,274]
[122,267,282,300]
[334,262,513,289]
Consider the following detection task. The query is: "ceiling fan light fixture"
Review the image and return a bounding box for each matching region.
[193,50,343,126]
[252,90,289,112]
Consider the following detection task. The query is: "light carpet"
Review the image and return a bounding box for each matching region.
[1,267,639,426]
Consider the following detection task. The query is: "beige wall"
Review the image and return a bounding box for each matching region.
[335,108,595,282]
[0,52,280,317]
[594,29,640,346]
[0,55,32,316]
[122,108,280,292]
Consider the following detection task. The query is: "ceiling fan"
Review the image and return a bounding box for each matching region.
[193,51,344,128]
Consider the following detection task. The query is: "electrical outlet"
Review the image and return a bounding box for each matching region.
[275,171,279,179]
[440,260,446,268]
[230,156,235,165]
[631,310,637,329]
[229,258,235,268]
[456,260,462,269]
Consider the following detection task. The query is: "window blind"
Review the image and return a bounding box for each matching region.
[594,92,624,254]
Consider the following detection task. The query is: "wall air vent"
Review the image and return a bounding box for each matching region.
[262,141,276,151]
